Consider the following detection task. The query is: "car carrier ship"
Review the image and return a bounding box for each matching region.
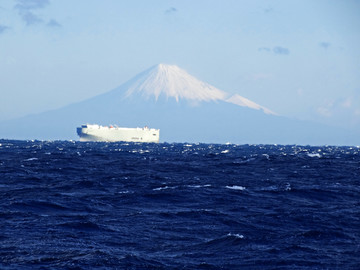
[77,124,160,143]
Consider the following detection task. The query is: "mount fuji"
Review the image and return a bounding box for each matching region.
[90,64,276,115]
[0,64,357,145]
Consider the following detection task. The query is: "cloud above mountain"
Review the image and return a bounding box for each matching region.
[165,7,177,14]
[258,46,290,55]
[317,95,360,128]
[14,0,60,27]
[273,46,290,55]
[15,0,49,10]
[15,0,49,25]
[47,19,61,28]
[0,24,9,34]
[319,42,331,49]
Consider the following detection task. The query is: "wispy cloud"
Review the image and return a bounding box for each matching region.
[258,46,290,55]
[47,19,61,28]
[273,46,290,55]
[317,101,333,117]
[316,95,360,127]
[319,42,331,49]
[264,7,273,13]
[341,97,352,108]
[15,0,49,25]
[165,7,177,14]
[0,24,9,34]
[15,0,49,10]
[20,11,43,25]
[14,0,61,27]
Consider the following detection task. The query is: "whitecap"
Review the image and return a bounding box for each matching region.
[307,153,321,158]
[24,157,38,161]
[227,233,244,239]
[187,184,211,188]
[226,185,246,190]
[153,186,176,191]
[118,191,131,194]
[285,183,291,191]
[221,150,230,154]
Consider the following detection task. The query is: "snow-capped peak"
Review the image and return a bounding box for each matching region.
[125,64,227,102]
[123,63,276,115]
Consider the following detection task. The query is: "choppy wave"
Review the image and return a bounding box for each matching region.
[0,140,359,269]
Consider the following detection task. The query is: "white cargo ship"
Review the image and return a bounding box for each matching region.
[77,124,160,143]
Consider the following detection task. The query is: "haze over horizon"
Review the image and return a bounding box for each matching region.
[1,0,359,139]
[0,63,357,146]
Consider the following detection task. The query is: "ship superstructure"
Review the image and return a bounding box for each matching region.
[77,124,160,143]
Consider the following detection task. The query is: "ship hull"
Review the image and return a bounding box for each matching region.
[77,125,160,143]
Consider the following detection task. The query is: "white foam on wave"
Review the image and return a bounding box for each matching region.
[24,157,38,161]
[187,184,211,188]
[307,153,321,158]
[226,185,246,191]
[221,149,230,154]
[285,183,291,191]
[227,232,244,239]
[131,149,147,153]
[118,190,131,194]
[153,186,176,191]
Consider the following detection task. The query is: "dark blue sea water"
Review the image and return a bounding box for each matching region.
[0,140,359,269]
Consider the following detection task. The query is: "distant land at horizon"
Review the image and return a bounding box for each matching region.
[0,64,358,146]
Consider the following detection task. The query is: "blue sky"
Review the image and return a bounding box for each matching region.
[1,0,359,130]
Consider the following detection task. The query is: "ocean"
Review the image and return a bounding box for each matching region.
[0,140,359,269]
